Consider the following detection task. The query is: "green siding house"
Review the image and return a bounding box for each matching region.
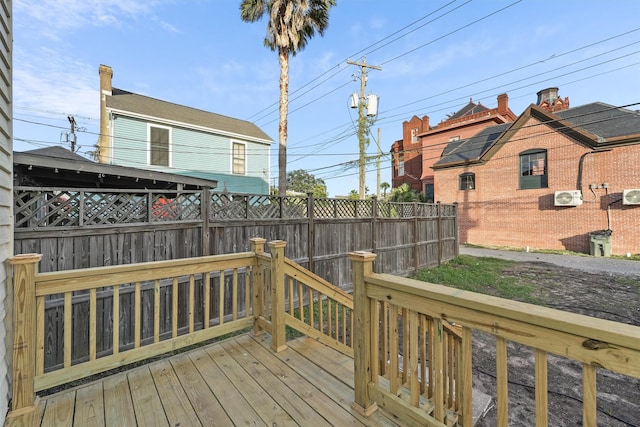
[97,65,272,194]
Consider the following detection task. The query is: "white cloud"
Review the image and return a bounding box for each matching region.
[14,47,98,119]
[15,0,176,35]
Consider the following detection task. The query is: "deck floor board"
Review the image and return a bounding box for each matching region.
[10,334,405,427]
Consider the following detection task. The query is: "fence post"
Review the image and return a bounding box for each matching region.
[8,253,43,416]
[201,187,211,256]
[349,250,378,417]
[413,200,419,272]
[437,201,443,265]
[268,240,287,352]
[453,202,459,257]
[307,193,315,273]
[371,197,378,259]
[250,238,267,336]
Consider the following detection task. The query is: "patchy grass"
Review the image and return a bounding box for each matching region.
[414,255,539,303]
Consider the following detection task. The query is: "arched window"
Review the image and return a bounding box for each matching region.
[459,173,475,190]
[519,149,547,189]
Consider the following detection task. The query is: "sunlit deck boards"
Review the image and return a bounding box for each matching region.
[6,334,403,427]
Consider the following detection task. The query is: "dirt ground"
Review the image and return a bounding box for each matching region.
[471,261,640,426]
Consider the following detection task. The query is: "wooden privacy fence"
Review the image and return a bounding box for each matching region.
[349,252,640,427]
[14,187,458,280]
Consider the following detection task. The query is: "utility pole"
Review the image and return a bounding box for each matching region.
[67,116,77,153]
[376,127,381,199]
[347,57,381,200]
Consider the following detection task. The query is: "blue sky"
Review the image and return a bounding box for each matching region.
[13,0,640,197]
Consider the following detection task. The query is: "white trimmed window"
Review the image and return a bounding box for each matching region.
[232,142,246,175]
[148,125,171,166]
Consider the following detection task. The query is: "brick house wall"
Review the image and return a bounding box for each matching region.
[392,115,428,191]
[435,116,640,255]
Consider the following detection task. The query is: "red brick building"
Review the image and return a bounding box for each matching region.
[433,93,640,256]
[391,94,516,201]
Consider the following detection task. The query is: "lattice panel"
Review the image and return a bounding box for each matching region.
[14,189,80,228]
[246,195,280,219]
[416,203,439,217]
[84,192,147,225]
[151,193,201,221]
[210,193,248,219]
[313,200,336,219]
[281,197,307,218]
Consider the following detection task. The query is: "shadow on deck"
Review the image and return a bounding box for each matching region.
[8,334,402,427]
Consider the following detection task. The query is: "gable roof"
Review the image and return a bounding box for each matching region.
[555,102,640,140]
[433,102,640,169]
[447,100,489,120]
[106,88,273,144]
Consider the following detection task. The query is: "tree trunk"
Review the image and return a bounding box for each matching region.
[278,49,289,196]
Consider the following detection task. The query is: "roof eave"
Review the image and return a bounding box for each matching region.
[14,152,218,189]
[108,107,273,145]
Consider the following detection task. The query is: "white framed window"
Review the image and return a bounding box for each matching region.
[148,124,171,167]
[398,153,404,176]
[232,141,246,175]
[411,128,419,143]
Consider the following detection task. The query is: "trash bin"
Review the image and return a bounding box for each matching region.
[589,230,612,257]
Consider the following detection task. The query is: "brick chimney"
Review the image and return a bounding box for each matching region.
[97,65,113,164]
[497,93,508,115]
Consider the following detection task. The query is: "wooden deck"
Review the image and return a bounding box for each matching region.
[7,334,403,427]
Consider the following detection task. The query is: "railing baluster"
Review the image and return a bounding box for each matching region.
[371,300,380,385]
[154,279,160,343]
[409,310,419,407]
[64,292,72,368]
[496,336,509,427]
[113,285,120,355]
[461,326,473,427]
[334,300,339,339]
[36,295,45,375]
[309,289,315,329]
[89,288,97,360]
[381,302,388,376]
[219,270,225,325]
[535,349,548,427]
[233,268,238,321]
[189,274,195,333]
[298,281,304,321]
[134,282,141,348]
[433,318,445,422]
[172,277,179,337]
[204,272,211,329]
[288,276,294,315]
[389,304,399,396]
[583,363,597,427]
[420,314,427,395]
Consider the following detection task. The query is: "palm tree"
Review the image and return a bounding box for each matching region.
[380,181,390,198]
[240,0,336,196]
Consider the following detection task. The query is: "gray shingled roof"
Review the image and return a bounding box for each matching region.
[447,101,489,120]
[106,88,273,143]
[555,102,640,139]
[435,123,511,166]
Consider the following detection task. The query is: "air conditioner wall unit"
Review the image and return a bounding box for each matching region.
[622,189,640,205]
[554,190,583,207]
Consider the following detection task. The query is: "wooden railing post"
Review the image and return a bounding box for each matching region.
[251,238,267,336]
[8,253,43,416]
[349,250,378,417]
[268,240,287,352]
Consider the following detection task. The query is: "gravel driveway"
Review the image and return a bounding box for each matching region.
[459,246,640,277]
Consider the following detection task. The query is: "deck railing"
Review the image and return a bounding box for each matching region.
[349,251,640,427]
[8,239,463,426]
[8,239,270,417]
